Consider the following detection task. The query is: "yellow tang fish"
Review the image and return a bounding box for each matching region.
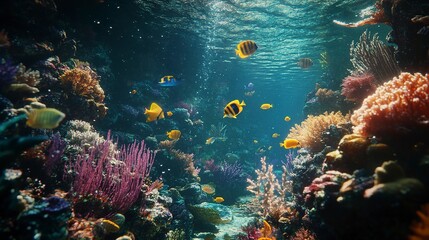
[260,104,273,110]
[284,116,291,122]
[213,196,224,203]
[235,40,258,59]
[166,111,173,117]
[26,108,65,129]
[144,102,165,122]
[272,133,280,138]
[223,100,246,118]
[280,138,301,149]
[166,130,181,140]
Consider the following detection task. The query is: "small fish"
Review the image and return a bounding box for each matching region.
[130,89,137,95]
[166,111,173,117]
[280,138,301,149]
[268,146,272,150]
[244,82,254,91]
[244,90,255,97]
[284,116,291,122]
[166,130,181,140]
[26,108,65,129]
[223,100,246,118]
[206,137,216,145]
[235,40,258,59]
[201,184,216,195]
[298,58,313,69]
[260,104,273,110]
[253,140,258,144]
[213,196,224,203]
[257,146,267,153]
[23,97,39,102]
[272,133,280,138]
[159,75,179,87]
[144,102,165,122]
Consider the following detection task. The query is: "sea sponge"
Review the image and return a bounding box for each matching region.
[59,67,105,102]
[351,72,429,138]
[288,111,350,153]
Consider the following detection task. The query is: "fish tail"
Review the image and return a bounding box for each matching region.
[235,49,240,56]
[144,108,149,114]
[240,100,246,106]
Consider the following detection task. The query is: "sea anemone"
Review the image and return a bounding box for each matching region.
[341,73,377,103]
[351,72,429,139]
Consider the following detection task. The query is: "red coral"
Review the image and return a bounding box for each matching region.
[351,72,429,138]
[291,227,316,240]
[341,73,377,103]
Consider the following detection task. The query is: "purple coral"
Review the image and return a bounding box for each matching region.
[212,161,247,203]
[45,132,67,175]
[0,59,18,89]
[68,131,156,213]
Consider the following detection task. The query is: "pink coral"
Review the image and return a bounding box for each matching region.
[351,72,429,138]
[341,73,377,102]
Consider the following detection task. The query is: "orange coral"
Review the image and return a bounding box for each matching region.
[351,72,429,138]
[60,67,105,102]
[287,111,350,152]
[409,204,429,240]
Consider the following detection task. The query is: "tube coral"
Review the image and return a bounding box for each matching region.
[351,72,429,138]
[287,111,350,153]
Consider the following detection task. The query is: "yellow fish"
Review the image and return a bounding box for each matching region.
[260,104,273,110]
[284,116,291,122]
[166,111,173,117]
[144,103,165,122]
[206,137,216,145]
[272,133,280,138]
[213,196,224,203]
[166,130,181,140]
[253,140,258,144]
[26,108,65,129]
[280,138,301,149]
[235,40,258,59]
[223,100,246,118]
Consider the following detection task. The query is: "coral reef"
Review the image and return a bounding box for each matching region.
[247,156,292,222]
[409,203,429,240]
[351,72,429,142]
[287,111,350,153]
[341,72,377,103]
[349,30,400,83]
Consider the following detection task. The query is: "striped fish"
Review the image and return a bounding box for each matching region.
[223,100,246,118]
[235,40,258,59]
[26,108,66,129]
[298,58,313,69]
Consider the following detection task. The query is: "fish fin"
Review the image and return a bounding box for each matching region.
[240,100,246,106]
[223,114,227,118]
[144,108,149,114]
[232,115,237,119]
[279,143,284,147]
[235,49,240,57]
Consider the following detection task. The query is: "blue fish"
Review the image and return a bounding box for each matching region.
[159,75,179,87]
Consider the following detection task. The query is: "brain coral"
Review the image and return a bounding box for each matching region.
[351,72,429,138]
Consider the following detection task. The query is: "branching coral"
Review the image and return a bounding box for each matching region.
[341,73,377,103]
[159,140,199,179]
[247,156,292,221]
[349,31,400,84]
[409,203,429,240]
[287,111,350,153]
[351,72,429,138]
[60,67,105,102]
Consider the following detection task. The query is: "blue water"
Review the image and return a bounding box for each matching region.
[94,0,391,160]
